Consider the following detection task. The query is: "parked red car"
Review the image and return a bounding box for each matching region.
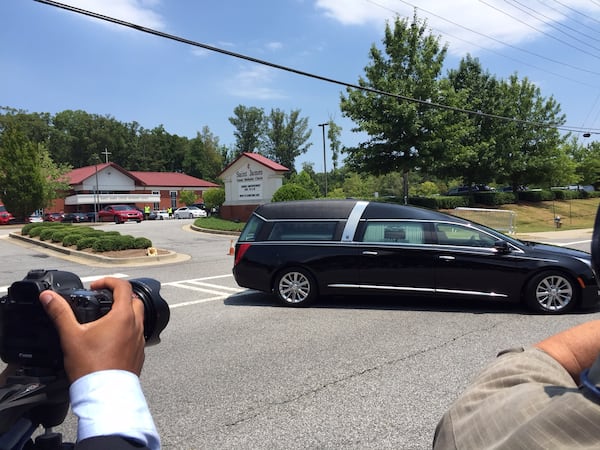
[98,205,143,224]
[0,205,14,225]
[44,212,64,222]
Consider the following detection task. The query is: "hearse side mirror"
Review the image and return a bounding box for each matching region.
[493,240,511,254]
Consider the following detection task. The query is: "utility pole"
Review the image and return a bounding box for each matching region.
[318,123,328,196]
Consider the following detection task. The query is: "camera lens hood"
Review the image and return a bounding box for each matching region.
[129,278,170,346]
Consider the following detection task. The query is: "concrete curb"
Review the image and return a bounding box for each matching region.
[9,232,189,266]
[190,224,241,236]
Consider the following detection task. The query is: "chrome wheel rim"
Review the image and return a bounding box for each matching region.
[278,271,311,304]
[535,275,573,311]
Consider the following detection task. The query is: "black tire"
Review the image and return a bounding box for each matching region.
[274,267,318,307]
[525,271,578,314]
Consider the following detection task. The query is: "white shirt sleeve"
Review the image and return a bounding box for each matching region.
[69,370,160,450]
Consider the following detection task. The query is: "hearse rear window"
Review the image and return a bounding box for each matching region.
[239,216,264,242]
[362,221,425,244]
[267,221,337,241]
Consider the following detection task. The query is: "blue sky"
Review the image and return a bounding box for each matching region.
[3,0,600,172]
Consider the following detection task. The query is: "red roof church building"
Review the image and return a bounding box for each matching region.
[49,162,219,214]
[218,152,289,221]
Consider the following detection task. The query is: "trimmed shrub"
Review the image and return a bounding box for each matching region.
[62,233,86,247]
[39,228,59,241]
[21,223,39,235]
[114,235,135,250]
[93,238,118,252]
[518,190,555,202]
[51,230,72,243]
[272,184,313,202]
[554,190,581,200]
[409,196,470,209]
[28,226,46,238]
[133,237,153,249]
[473,192,517,206]
[77,236,99,250]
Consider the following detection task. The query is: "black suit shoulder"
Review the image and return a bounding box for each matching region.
[76,435,149,449]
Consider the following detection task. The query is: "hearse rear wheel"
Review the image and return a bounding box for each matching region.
[274,267,317,307]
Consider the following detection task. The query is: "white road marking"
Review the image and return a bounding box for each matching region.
[559,240,592,246]
[170,296,231,308]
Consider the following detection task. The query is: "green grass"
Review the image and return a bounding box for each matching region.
[498,198,600,233]
[194,216,246,232]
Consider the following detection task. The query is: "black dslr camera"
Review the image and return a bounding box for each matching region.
[0,269,170,449]
[0,269,169,370]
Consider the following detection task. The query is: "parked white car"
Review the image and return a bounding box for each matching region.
[152,209,170,220]
[174,206,207,219]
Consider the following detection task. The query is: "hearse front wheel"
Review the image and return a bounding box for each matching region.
[525,271,578,314]
[274,267,317,307]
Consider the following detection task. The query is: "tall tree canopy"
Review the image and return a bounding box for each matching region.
[0,120,70,219]
[493,74,568,190]
[263,108,312,174]
[340,13,448,180]
[229,105,265,157]
[441,55,502,187]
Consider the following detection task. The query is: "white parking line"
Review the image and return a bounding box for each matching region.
[559,240,592,246]
[170,295,231,308]
[167,282,234,296]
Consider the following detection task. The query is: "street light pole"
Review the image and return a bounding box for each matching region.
[318,122,328,196]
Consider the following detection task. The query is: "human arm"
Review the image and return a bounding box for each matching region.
[534,319,600,383]
[38,277,159,449]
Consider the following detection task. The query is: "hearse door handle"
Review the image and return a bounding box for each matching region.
[362,251,378,256]
[439,255,455,261]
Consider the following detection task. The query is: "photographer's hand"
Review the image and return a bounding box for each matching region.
[39,277,146,382]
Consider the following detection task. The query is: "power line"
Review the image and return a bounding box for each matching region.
[33,0,600,136]
[503,0,600,47]
[370,0,600,89]
[380,0,600,77]
[479,0,600,61]
[535,0,600,37]
[550,0,600,25]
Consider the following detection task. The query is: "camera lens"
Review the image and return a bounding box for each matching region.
[129,278,170,345]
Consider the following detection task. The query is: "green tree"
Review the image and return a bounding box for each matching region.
[0,124,63,219]
[567,138,600,188]
[340,13,448,201]
[441,55,501,188]
[203,188,225,211]
[326,119,343,171]
[179,190,198,205]
[493,74,569,191]
[183,126,224,181]
[342,172,377,198]
[263,108,312,174]
[287,170,321,197]
[229,105,265,157]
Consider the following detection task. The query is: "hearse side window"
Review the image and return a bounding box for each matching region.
[362,222,425,244]
[267,221,338,241]
[239,215,264,242]
[435,223,496,248]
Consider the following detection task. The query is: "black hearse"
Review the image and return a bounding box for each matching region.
[232,199,599,314]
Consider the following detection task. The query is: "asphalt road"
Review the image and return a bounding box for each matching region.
[0,221,598,449]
